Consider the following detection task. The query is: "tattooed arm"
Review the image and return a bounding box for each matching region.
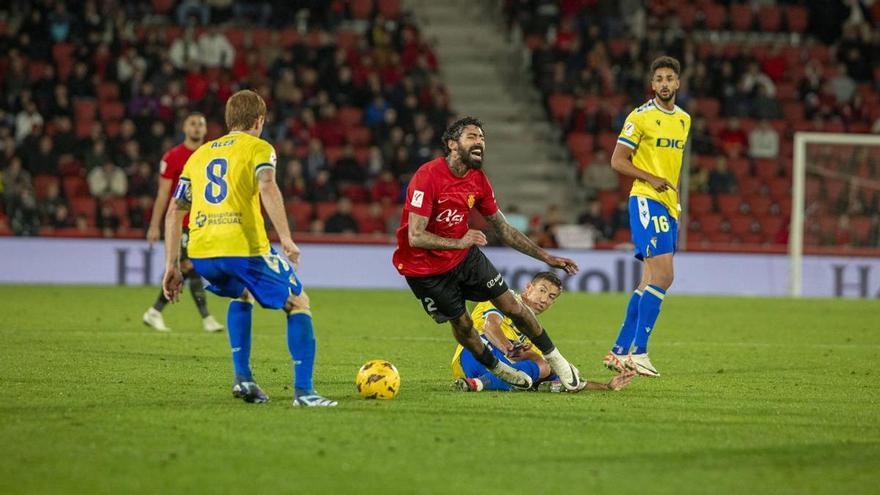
[407,212,487,250]
[162,193,190,301]
[485,210,579,274]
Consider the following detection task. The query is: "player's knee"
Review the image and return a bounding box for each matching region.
[284,290,310,314]
[652,270,674,290]
[237,289,254,303]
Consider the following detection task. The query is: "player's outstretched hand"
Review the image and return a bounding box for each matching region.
[146,225,160,245]
[546,255,579,275]
[162,268,184,302]
[459,229,488,248]
[647,175,676,193]
[281,238,301,268]
[607,369,636,391]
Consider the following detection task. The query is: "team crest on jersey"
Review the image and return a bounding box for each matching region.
[467,194,475,209]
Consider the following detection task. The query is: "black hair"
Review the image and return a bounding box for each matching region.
[650,55,681,76]
[441,116,483,154]
[532,271,563,291]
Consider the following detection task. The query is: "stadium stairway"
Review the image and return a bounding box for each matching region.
[405,0,578,218]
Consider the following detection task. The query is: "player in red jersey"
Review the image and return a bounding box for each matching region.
[393,117,585,391]
[142,112,223,333]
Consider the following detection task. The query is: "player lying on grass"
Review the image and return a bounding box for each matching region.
[452,272,635,392]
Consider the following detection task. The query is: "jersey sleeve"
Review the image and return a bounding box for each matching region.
[253,140,277,177]
[476,173,499,217]
[403,167,434,217]
[617,110,643,150]
[159,150,176,180]
[172,155,194,202]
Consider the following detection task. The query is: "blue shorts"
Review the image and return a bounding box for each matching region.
[629,196,679,261]
[190,250,303,310]
[459,340,541,391]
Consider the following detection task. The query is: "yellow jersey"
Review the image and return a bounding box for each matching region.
[177,132,277,258]
[617,98,691,219]
[450,298,542,379]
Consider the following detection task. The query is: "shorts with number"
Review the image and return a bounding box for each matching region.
[629,196,678,261]
[190,249,302,309]
[405,247,509,324]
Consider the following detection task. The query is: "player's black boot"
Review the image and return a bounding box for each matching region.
[232,380,269,403]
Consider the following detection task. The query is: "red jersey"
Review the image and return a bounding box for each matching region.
[160,143,198,227]
[393,157,499,277]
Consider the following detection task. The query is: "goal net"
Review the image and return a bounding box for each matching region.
[790,132,880,296]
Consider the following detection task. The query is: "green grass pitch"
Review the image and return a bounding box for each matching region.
[1,286,878,494]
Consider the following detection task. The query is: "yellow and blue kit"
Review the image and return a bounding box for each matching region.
[617,98,690,259]
[173,132,301,309]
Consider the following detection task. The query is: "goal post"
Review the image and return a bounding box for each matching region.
[790,132,880,297]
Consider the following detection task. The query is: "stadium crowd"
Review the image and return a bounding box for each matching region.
[0,0,446,239]
[505,0,880,249]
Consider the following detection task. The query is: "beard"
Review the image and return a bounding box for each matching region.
[460,144,484,169]
[656,89,676,103]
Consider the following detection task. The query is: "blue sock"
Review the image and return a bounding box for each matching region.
[477,372,512,392]
[634,285,666,354]
[287,311,316,396]
[612,290,642,355]
[227,300,253,381]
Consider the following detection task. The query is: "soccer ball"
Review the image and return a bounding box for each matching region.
[356,360,400,399]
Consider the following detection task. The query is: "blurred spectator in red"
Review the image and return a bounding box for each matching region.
[371,169,400,204]
[359,202,387,234]
[718,118,748,157]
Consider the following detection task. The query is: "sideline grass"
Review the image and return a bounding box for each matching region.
[1,286,878,494]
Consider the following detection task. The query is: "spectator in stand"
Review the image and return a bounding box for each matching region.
[40,182,67,224]
[828,63,857,105]
[708,157,738,195]
[2,157,31,210]
[128,196,152,230]
[88,161,128,199]
[581,150,619,198]
[128,161,156,198]
[366,146,385,177]
[169,27,202,70]
[177,0,211,25]
[748,119,780,159]
[324,197,359,234]
[303,138,328,179]
[49,203,73,229]
[24,135,59,176]
[96,202,121,238]
[15,101,43,143]
[370,169,400,204]
[359,202,387,235]
[332,144,366,187]
[690,117,716,155]
[280,159,307,200]
[9,188,40,236]
[577,200,610,240]
[689,164,709,193]
[718,118,748,157]
[309,169,336,202]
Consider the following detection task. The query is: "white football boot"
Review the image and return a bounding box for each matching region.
[489,360,533,390]
[202,315,224,333]
[542,349,583,391]
[626,353,660,377]
[143,307,170,332]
